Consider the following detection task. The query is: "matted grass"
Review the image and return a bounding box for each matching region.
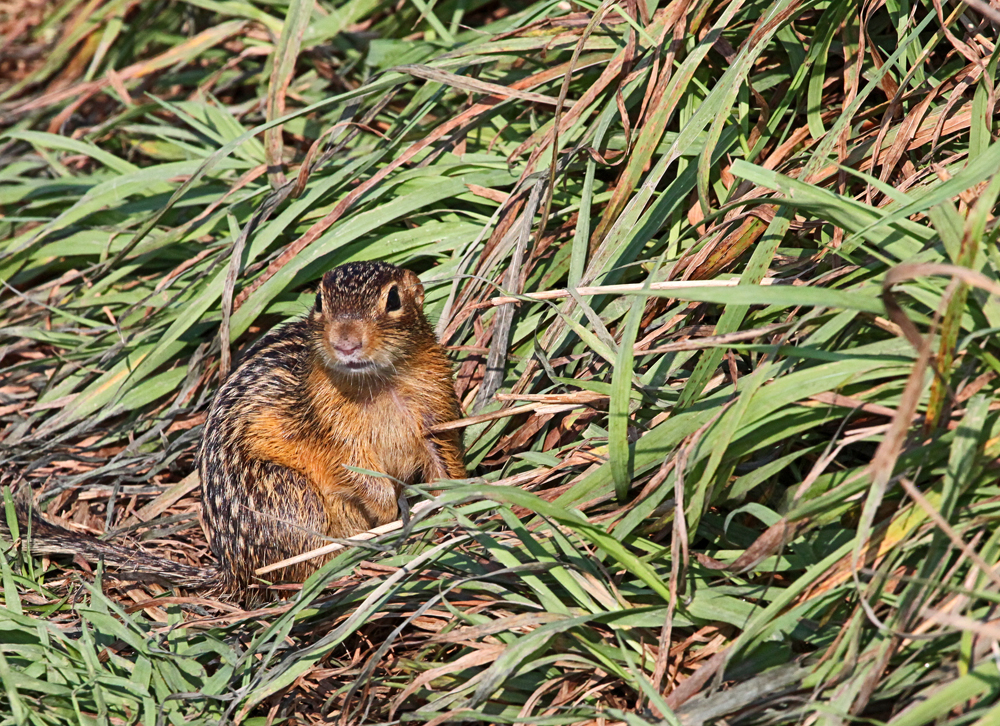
[2,0,1000,723]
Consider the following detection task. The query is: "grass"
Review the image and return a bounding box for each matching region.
[1,0,1000,723]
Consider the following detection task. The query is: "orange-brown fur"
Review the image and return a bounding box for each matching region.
[8,261,466,601]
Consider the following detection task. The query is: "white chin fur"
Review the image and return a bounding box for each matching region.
[330,360,383,375]
[317,347,390,376]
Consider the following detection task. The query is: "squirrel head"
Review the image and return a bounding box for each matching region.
[308,261,434,377]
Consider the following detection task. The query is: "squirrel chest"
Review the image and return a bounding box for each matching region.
[242,366,442,521]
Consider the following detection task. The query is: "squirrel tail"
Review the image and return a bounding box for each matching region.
[2,491,217,590]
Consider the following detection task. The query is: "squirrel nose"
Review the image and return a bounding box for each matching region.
[333,340,362,357]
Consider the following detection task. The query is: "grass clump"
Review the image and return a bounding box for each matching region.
[2,0,1000,723]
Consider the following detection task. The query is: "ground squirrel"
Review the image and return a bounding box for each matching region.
[6,261,466,599]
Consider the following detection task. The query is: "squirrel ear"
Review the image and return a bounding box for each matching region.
[314,291,323,312]
[404,270,425,307]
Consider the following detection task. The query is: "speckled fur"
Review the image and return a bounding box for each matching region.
[199,261,466,595]
[9,262,465,600]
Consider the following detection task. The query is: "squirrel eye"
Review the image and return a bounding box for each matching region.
[385,285,402,312]
[314,291,323,312]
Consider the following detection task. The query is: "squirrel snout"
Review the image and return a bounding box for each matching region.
[326,322,368,365]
